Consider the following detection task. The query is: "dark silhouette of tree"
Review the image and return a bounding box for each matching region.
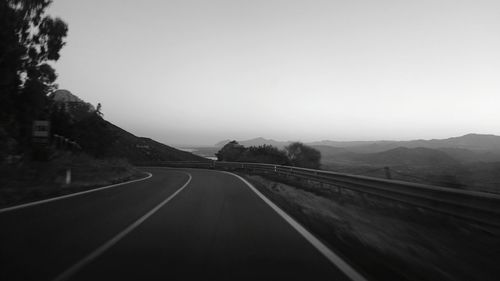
[240,145,289,165]
[49,102,73,136]
[215,141,246,161]
[96,103,103,116]
[216,141,321,168]
[285,142,321,169]
[0,0,68,148]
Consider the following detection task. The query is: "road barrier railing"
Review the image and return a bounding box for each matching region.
[150,161,500,228]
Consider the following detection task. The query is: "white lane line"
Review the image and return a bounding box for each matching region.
[0,173,153,214]
[225,172,369,281]
[51,172,192,281]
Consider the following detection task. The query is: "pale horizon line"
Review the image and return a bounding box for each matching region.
[170,132,500,148]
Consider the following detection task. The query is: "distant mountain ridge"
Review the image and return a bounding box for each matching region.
[214,134,500,164]
[216,134,500,153]
[326,147,461,167]
[308,134,500,152]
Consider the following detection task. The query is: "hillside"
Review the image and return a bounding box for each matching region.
[105,122,205,163]
[351,147,460,167]
[50,90,205,163]
[320,147,460,167]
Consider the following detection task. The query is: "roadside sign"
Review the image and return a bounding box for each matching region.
[33,120,50,143]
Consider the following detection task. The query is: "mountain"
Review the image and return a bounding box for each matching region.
[435,147,500,163]
[413,134,500,151]
[310,145,350,162]
[309,140,396,148]
[311,134,500,153]
[320,147,461,168]
[312,134,500,163]
[215,134,500,164]
[351,147,461,167]
[219,134,500,153]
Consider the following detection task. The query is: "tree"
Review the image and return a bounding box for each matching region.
[215,141,246,161]
[96,103,103,116]
[285,142,321,169]
[241,145,289,165]
[0,0,68,148]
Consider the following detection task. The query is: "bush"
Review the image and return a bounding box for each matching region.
[215,141,246,161]
[285,142,321,169]
[240,145,289,165]
[215,141,320,168]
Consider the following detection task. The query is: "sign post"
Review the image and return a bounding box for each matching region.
[32,120,50,144]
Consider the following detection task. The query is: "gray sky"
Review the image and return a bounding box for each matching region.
[48,0,500,146]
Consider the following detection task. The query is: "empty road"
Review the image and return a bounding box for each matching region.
[0,167,362,281]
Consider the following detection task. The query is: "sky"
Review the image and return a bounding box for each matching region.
[48,0,500,146]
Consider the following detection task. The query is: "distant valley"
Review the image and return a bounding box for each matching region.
[183,134,500,193]
[186,134,500,164]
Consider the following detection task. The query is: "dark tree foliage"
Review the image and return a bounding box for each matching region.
[49,101,116,158]
[215,141,319,167]
[0,0,68,148]
[96,103,103,116]
[240,145,289,165]
[215,141,246,161]
[285,142,321,169]
[49,102,73,136]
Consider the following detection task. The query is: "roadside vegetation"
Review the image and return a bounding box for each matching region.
[1,1,190,208]
[215,141,321,169]
[0,152,144,208]
[243,173,499,281]
[1,0,68,157]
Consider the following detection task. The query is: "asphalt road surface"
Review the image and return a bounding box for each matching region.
[0,167,362,281]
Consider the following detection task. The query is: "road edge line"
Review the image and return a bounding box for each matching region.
[225,171,369,281]
[0,172,153,214]
[51,172,192,281]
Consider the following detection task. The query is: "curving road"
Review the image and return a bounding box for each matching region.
[0,167,363,281]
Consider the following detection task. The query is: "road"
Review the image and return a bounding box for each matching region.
[0,167,362,281]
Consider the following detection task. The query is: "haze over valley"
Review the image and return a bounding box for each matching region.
[184,134,500,193]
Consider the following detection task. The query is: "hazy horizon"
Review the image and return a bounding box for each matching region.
[171,132,498,148]
[48,1,500,146]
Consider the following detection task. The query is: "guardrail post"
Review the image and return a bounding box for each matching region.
[65,168,71,185]
[384,167,392,179]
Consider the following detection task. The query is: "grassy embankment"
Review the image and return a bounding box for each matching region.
[242,173,499,281]
[322,162,500,194]
[0,153,145,208]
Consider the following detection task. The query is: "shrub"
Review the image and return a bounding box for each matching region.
[285,142,321,169]
[215,141,321,168]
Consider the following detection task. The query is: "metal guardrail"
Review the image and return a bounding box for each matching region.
[152,161,500,228]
